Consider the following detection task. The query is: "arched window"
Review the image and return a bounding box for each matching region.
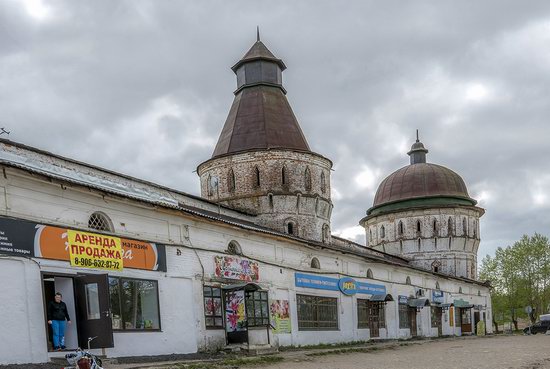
[322,224,330,243]
[432,260,442,273]
[406,276,412,285]
[281,165,287,185]
[398,221,404,236]
[399,240,403,253]
[473,220,477,239]
[228,168,236,192]
[320,172,326,194]
[416,220,421,233]
[478,290,481,296]
[88,212,113,232]
[286,220,296,235]
[367,269,374,279]
[417,238,421,250]
[207,174,219,197]
[463,218,468,236]
[458,287,463,294]
[433,219,438,235]
[304,167,312,192]
[380,225,385,238]
[207,174,213,196]
[254,166,261,187]
[227,240,242,255]
[448,217,454,236]
[369,229,373,241]
[310,257,320,269]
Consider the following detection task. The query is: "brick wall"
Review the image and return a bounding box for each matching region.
[197,150,333,242]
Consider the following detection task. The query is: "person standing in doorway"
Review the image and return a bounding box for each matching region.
[47,292,71,350]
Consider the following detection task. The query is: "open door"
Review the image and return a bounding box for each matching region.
[74,274,113,349]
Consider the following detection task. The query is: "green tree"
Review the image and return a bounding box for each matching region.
[479,233,550,331]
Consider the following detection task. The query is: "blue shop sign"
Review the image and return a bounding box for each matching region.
[295,273,386,296]
[432,290,444,304]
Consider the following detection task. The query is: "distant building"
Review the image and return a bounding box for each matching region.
[0,35,491,366]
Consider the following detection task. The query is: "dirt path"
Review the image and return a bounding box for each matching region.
[256,335,550,369]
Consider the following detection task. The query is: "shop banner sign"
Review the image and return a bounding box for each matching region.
[270,300,291,334]
[398,295,409,304]
[432,290,444,304]
[215,256,259,282]
[295,273,339,291]
[295,273,386,295]
[68,230,123,271]
[0,216,167,271]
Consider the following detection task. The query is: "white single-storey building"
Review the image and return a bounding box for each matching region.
[0,35,492,366]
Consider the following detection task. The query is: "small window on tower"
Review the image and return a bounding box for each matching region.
[286,221,296,235]
[398,221,404,236]
[448,217,454,236]
[281,165,287,185]
[320,172,327,194]
[416,220,421,233]
[228,169,236,193]
[254,166,261,187]
[380,226,385,239]
[433,219,437,234]
[463,218,468,235]
[304,167,312,192]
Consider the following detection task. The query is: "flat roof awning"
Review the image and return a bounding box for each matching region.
[221,282,262,291]
[408,298,430,308]
[453,299,474,308]
[370,294,394,302]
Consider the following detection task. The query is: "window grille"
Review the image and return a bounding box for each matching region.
[88,212,113,232]
[297,294,338,331]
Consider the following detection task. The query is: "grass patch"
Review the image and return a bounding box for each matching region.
[279,340,370,351]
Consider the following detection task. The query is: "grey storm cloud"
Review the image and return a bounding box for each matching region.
[2,0,550,260]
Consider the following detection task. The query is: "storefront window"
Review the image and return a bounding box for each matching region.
[399,303,410,329]
[357,299,369,329]
[203,286,223,328]
[109,277,160,330]
[245,290,269,327]
[297,294,338,331]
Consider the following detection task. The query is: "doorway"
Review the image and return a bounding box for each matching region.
[408,307,418,337]
[460,308,472,334]
[474,311,480,334]
[42,273,114,351]
[431,306,443,336]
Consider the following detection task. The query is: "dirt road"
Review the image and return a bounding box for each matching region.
[259,335,550,369]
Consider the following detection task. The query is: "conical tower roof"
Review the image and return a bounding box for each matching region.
[212,35,310,158]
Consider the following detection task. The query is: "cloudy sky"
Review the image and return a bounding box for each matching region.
[2,0,550,260]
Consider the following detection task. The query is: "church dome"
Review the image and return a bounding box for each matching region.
[367,134,477,216]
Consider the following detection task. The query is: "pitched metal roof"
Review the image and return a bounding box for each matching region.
[231,41,286,72]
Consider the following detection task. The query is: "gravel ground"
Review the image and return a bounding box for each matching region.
[257,335,550,369]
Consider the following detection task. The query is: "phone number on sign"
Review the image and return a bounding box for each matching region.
[73,257,121,269]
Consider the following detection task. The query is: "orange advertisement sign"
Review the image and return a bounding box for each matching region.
[68,230,123,271]
[32,223,166,271]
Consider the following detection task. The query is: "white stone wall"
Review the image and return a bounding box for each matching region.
[364,207,483,279]
[0,165,492,364]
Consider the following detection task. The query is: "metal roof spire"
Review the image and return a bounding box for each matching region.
[416,129,419,142]
[257,26,260,42]
[408,129,428,164]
